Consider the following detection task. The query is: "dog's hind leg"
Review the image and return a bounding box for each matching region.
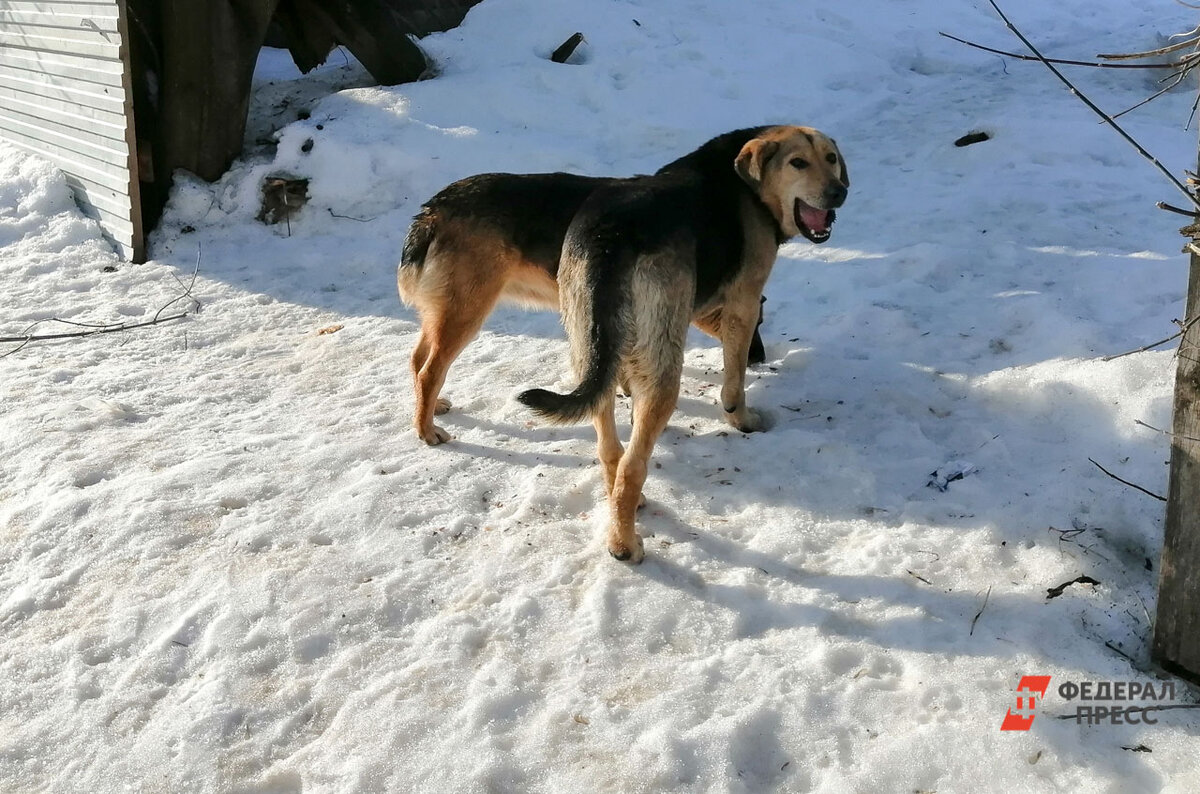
[409,239,515,445]
[410,329,452,416]
[593,389,623,498]
[606,274,689,562]
[413,312,488,445]
[608,373,679,562]
[594,388,647,510]
[412,280,503,445]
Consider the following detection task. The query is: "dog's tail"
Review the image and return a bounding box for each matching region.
[518,250,627,424]
[397,208,436,305]
[401,208,435,270]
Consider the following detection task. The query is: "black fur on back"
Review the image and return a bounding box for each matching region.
[655,126,782,307]
[400,172,624,274]
[519,127,780,423]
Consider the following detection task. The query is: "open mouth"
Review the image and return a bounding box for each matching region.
[794,198,835,244]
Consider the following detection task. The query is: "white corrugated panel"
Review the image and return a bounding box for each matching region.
[0,0,142,261]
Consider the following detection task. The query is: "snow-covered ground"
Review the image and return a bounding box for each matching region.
[2,0,1199,790]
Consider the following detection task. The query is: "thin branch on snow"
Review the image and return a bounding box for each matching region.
[1156,201,1199,217]
[1096,30,1200,60]
[1087,457,1167,502]
[0,250,202,357]
[1104,640,1138,664]
[969,585,992,636]
[1134,418,1200,444]
[937,32,1186,69]
[327,208,377,223]
[982,0,1200,208]
[1109,66,1195,122]
[1102,313,1200,362]
[1102,330,1184,361]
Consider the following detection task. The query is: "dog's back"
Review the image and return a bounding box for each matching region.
[399,172,615,275]
[400,171,619,444]
[518,132,770,422]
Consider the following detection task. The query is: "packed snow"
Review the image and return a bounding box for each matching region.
[2,0,1199,791]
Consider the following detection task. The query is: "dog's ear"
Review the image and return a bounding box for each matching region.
[735,138,780,187]
[834,141,850,188]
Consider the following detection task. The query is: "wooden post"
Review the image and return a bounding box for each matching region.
[1152,197,1200,683]
[158,0,282,183]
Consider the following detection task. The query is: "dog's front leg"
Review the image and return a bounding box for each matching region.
[719,294,766,432]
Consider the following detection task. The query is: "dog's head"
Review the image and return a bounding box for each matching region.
[734,126,849,244]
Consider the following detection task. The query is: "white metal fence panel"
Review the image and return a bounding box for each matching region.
[0,0,142,261]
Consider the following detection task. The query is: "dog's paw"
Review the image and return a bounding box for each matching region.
[434,397,452,416]
[417,424,451,446]
[608,533,645,564]
[725,406,766,433]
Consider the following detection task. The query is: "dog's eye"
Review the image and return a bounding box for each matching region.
[790,158,809,170]
[826,153,838,164]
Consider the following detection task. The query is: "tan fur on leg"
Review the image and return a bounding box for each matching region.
[718,294,765,432]
[406,232,525,445]
[593,390,623,497]
[413,309,495,445]
[608,380,678,562]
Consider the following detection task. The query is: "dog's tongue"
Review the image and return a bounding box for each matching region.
[799,205,830,232]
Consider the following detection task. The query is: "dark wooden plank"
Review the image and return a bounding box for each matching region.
[157,0,280,182]
[277,0,426,85]
[1152,232,1200,684]
[272,0,337,75]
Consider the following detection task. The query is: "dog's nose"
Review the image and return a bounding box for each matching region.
[823,183,847,209]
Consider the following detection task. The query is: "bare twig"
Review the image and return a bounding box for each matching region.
[0,337,33,360]
[1104,640,1138,664]
[906,569,933,585]
[1087,457,1167,501]
[0,254,202,355]
[1102,330,1183,361]
[1110,67,1194,121]
[970,585,992,636]
[1049,523,1112,563]
[1097,34,1200,61]
[154,248,202,323]
[984,1,1200,208]
[1134,418,1200,444]
[939,32,1183,69]
[1157,201,1199,217]
[0,312,192,348]
[327,208,377,223]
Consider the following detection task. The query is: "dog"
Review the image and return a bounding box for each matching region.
[518,125,849,562]
[398,152,770,446]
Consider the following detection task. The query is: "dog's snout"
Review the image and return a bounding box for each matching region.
[823,182,847,209]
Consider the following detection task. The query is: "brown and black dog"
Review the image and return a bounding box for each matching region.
[518,125,849,562]
[398,137,773,446]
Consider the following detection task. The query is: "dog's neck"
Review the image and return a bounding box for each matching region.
[658,127,788,244]
[716,133,790,246]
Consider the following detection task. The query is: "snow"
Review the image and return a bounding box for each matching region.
[2,0,1199,790]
